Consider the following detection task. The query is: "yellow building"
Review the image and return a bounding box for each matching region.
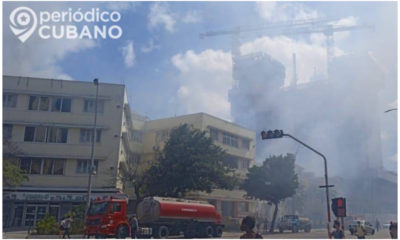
[139,113,258,222]
[3,76,130,228]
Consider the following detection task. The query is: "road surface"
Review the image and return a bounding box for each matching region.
[3,228,392,239]
[222,228,391,239]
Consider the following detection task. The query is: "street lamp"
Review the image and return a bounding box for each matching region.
[384,108,397,113]
[85,78,99,220]
[261,129,334,237]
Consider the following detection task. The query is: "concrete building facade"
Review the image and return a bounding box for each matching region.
[3,76,130,228]
[139,113,259,222]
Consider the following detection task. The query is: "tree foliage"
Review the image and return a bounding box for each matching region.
[36,214,58,235]
[3,139,28,187]
[145,124,238,197]
[118,155,151,209]
[242,154,299,232]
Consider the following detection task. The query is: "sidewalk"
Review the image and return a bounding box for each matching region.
[3,231,83,239]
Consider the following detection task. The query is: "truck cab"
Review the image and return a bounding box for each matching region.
[85,197,130,238]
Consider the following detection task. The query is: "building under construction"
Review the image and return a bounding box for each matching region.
[229,48,397,222]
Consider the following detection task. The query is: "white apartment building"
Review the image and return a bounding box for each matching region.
[3,76,131,228]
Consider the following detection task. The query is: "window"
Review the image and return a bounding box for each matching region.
[223,133,238,148]
[239,158,250,170]
[28,96,50,111]
[47,127,68,143]
[129,130,143,142]
[239,202,249,212]
[48,206,60,221]
[223,156,238,169]
[3,94,17,108]
[30,159,42,174]
[242,139,250,150]
[28,96,71,112]
[128,153,141,164]
[52,97,71,112]
[3,124,13,140]
[24,126,68,143]
[83,99,104,113]
[80,129,102,143]
[76,160,99,174]
[111,203,121,213]
[19,158,65,175]
[210,128,219,141]
[34,126,46,142]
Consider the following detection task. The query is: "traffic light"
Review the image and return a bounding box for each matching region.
[331,197,346,217]
[261,129,284,139]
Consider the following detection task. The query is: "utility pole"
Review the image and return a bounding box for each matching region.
[85,78,99,219]
[261,130,334,238]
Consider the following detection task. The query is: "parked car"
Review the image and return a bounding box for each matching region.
[348,220,375,235]
[277,215,312,233]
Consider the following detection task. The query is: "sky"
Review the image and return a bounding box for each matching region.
[2,1,398,173]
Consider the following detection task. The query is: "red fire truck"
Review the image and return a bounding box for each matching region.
[84,196,224,238]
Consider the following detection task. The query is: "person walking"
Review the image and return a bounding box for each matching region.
[355,221,367,239]
[376,219,380,232]
[240,216,263,239]
[129,214,139,239]
[59,217,65,238]
[389,221,397,239]
[329,220,345,239]
[62,215,73,239]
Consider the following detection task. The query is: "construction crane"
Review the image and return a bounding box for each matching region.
[200,18,374,80]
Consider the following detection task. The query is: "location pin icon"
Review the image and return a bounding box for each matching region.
[9,7,37,43]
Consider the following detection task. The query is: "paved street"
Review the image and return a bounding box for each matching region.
[222,229,392,239]
[3,228,392,239]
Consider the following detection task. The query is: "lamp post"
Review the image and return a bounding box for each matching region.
[85,78,99,220]
[261,130,334,237]
[384,108,397,113]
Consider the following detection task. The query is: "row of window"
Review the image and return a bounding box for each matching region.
[19,157,99,175]
[128,129,143,143]
[210,127,251,150]
[223,155,251,170]
[3,93,104,113]
[3,124,102,144]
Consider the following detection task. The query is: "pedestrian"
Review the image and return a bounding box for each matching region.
[329,220,345,239]
[375,219,380,232]
[62,215,73,239]
[59,217,65,238]
[240,216,263,239]
[129,214,139,239]
[389,221,397,239]
[355,221,367,239]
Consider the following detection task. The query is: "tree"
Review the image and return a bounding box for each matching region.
[146,124,238,197]
[118,155,151,210]
[3,139,28,187]
[242,154,298,233]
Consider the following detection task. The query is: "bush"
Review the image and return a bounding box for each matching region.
[36,214,58,235]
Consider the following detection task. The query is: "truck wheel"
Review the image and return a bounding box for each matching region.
[213,226,223,238]
[305,226,311,232]
[203,225,214,238]
[279,228,283,233]
[158,225,169,239]
[116,225,129,239]
[292,226,298,233]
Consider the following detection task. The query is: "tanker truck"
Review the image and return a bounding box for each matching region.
[84,196,224,238]
[137,197,224,238]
